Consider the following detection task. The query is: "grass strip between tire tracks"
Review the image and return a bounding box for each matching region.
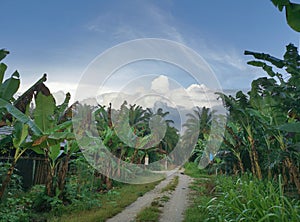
[136,175,179,222]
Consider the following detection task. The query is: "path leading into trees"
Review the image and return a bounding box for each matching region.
[106,168,193,222]
[159,172,192,222]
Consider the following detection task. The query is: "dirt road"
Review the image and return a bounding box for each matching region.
[107,169,192,222]
[159,173,192,222]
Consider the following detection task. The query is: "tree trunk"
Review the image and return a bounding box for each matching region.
[117,157,121,177]
[233,164,237,175]
[104,161,112,190]
[105,176,112,190]
[285,158,300,195]
[57,154,70,195]
[248,136,262,179]
[252,150,262,179]
[237,155,245,174]
[249,150,256,176]
[268,167,272,180]
[282,166,288,188]
[45,149,56,197]
[0,161,16,199]
[46,166,55,197]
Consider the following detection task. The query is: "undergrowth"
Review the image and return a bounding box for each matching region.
[184,164,300,222]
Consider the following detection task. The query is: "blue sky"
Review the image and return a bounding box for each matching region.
[1,0,299,99]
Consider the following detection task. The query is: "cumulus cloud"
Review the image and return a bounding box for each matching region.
[151,75,169,94]
[97,75,222,111]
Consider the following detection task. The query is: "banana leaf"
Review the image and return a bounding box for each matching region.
[278,122,300,132]
[0,98,42,136]
[34,92,55,132]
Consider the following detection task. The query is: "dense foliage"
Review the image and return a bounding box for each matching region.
[1,2,299,219]
[213,44,300,195]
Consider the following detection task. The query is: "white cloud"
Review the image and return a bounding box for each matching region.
[151,75,169,94]
[86,1,185,43]
[95,75,223,111]
[186,84,210,93]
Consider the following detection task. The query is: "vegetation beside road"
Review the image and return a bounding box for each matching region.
[184,163,300,222]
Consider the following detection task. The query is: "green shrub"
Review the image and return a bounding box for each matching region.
[0,162,32,221]
[0,162,23,198]
[0,196,32,222]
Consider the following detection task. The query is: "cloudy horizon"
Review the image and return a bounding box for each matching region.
[2,1,298,107]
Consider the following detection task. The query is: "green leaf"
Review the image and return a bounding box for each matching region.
[272,0,300,32]
[12,121,28,148]
[31,147,44,155]
[34,92,55,132]
[0,63,7,84]
[286,3,300,32]
[0,71,20,101]
[49,143,61,162]
[244,51,285,68]
[278,122,300,132]
[0,49,9,61]
[67,140,79,154]
[48,132,74,140]
[271,0,289,11]
[0,98,42,136]
[44,120,72,134]
[247,61,276,77]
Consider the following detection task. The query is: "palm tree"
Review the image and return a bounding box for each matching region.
[183,106,214,163]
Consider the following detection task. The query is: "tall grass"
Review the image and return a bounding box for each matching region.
[184,163,300,222]
[203,174,300,221]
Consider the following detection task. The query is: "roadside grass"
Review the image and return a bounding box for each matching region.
[184,163,300,222]
[183,162,210,178]
[49,181,161,222]
[183,178,215,222]
[183,163,218,221]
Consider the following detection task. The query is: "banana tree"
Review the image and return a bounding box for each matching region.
[30,92,75,197]
[216,91,263,179]
[0,119,31,199]
[0,91,74,198]
[0,49,20,127]
[0,49,74,197]
[0,50,44,199]
[245,43,300,193]
[222,121,246,174]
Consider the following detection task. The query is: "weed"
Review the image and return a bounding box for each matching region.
[161,176,179,193]
[160,195,170,202]
[136,206,162,222]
